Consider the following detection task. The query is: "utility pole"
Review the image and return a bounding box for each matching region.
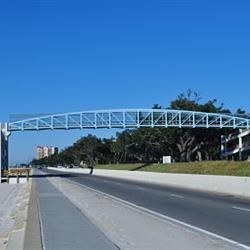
[0,123,10,181]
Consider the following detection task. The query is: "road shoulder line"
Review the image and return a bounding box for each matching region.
[233,206,250,212]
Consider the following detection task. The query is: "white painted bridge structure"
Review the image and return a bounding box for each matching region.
[1,109,250,179]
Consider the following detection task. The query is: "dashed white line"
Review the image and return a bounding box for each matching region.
[136,187,146,190]
[170,194,184,199]
[115,182,123,186]
[233,206,250,212]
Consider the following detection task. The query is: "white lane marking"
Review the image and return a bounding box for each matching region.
[115,182,123,186]
[67,179,250,250]
[136,187,145,190]
[102,179,124,186]
[170,194,184,199]
[233,206,250,212]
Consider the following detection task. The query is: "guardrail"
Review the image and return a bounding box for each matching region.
[4,168,31,184]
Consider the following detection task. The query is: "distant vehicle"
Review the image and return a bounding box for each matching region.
[64,164,78,168]
[20,163,28,168]
[64,165,72,168]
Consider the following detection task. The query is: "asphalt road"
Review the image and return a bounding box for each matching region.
[41,168,250,247]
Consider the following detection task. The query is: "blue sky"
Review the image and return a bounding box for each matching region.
[1,0,250,163]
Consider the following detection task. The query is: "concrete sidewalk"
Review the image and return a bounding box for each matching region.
[49,176,245,250]
[0,183,30,250]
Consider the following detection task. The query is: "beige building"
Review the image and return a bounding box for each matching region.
[37,146,58,159]
[221,129,250,161]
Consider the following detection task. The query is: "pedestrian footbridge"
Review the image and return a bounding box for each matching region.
[7,109,250,131]
[1,109,250,179]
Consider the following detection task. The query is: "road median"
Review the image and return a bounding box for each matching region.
[48,167,250,199]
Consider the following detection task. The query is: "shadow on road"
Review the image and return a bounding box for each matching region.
[30,167,94,179]
[130,163,151,171]
[30,173,76,178]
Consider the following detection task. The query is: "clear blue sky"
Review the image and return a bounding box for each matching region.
[1,0,250,164]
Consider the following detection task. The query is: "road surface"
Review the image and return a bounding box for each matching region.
[35,169,118,250]
[42,168,250,247]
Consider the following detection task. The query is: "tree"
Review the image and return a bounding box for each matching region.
[31,90,242,166]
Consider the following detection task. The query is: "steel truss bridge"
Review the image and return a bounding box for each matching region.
[8,109,250,131]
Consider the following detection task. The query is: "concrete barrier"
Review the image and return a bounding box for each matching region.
[48,167,250,199]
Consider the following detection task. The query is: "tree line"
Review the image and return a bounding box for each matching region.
[31,90,249,166]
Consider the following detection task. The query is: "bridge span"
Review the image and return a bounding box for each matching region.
[1,109,250,179]
[8,109,250,131]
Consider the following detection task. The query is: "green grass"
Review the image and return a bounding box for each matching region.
[95,161,250,177]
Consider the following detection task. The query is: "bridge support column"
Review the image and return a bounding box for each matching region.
[238,131,243,161]
[0,123,10,182]
[220,135,228,160]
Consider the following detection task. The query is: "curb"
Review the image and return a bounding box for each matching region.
[23,180,42,250]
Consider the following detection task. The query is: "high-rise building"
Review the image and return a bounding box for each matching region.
[37,146,44,160]
[36,146,58,159]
